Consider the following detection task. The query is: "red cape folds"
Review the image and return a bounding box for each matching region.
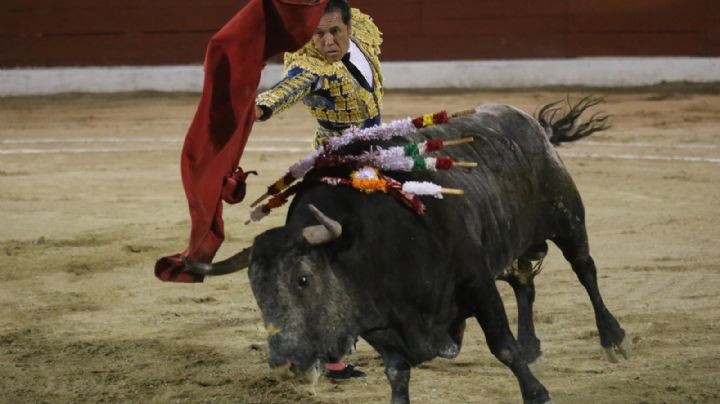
[155,0,328,283]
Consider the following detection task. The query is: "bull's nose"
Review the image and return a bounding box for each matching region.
[266,323,281,336]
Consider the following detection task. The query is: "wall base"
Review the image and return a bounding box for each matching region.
[2,57,719,96]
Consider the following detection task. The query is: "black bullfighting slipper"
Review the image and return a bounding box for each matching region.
[325,363,367,381]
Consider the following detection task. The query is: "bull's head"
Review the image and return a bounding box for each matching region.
[182,204,357,372]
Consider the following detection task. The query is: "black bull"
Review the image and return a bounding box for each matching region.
[184,99,628,404]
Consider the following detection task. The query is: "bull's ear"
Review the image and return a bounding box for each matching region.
[302,204,342,245]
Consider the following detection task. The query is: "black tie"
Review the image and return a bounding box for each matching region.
[341,52,372,92]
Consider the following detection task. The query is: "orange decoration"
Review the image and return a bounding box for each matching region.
[351,178,388,193]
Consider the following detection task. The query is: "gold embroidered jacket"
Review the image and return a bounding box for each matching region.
[256,9,383,147]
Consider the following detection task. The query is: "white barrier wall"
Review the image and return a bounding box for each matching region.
[1,57,719,96]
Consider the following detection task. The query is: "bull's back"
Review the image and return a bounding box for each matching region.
[400,104,575,275]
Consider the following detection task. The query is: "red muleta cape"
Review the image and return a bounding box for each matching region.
[155,0,328,283]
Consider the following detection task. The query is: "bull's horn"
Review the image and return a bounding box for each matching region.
[302,204,342,245]
[182,247,252,276]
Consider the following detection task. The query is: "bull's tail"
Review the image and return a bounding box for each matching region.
[536,95,611,145]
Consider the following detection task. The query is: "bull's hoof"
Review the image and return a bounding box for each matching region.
[524,397,553,404]
[604,340,630,363]
[289,361,322,395]
[523,386,551,404]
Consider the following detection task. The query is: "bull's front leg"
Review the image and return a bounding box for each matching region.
[467,276,551,404]
[379,349,411,404]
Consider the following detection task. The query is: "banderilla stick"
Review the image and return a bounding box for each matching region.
[450,109,476,118]
[440,188,465,195]
[443,137,475,147]
[250,192,269,208]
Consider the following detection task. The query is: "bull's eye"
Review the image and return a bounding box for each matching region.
[298,275,309,289]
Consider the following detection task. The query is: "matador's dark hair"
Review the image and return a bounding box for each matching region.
[325,0,351,25]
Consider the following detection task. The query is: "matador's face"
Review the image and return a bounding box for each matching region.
[312,10,351,63]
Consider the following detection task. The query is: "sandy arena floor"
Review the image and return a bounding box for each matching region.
[1,87,719,403]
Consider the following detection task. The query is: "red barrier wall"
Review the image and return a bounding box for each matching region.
[1,0,718,67]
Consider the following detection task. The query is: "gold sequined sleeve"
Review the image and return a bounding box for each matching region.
[255,69,317,121]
